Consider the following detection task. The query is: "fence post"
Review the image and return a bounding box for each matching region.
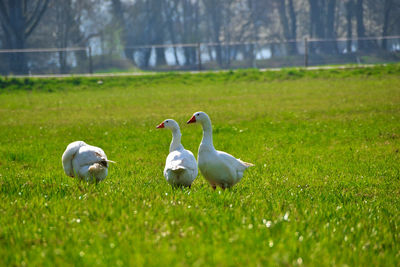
[304,38,308,68]
[197,43,202,71]
[88,46,93,74]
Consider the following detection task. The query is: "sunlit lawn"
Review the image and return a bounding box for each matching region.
[0,66,399,266]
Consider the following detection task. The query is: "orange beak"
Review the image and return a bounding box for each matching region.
[187,115,196,124]
[156,122,165,128]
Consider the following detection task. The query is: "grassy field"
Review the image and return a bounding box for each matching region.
[0,65,399,266]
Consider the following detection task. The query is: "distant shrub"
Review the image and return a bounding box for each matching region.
[0,63,399,93]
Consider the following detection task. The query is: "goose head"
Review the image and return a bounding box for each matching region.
[156,119,179,130]
[187,111,210,125]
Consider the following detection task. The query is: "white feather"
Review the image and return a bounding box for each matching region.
[61,141,113,182]
[158,119,198,187]
[189,111,253,189]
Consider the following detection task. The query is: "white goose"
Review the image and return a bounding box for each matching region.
[187,111,254,189]
[157,119,198,188]
[62,141,115,182]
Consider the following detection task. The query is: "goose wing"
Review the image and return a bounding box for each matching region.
[165,150,187,172]
[62,141,87,177]
[165,149,197,171]
[73,145,109,168]
[180,148,198,178]
[216,150,253,172]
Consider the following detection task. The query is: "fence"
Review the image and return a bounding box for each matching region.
[0,36,399,76]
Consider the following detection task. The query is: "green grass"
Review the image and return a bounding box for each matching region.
[0,65,399,266]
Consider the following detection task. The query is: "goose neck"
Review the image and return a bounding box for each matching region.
[170,128,182,152]
[200,120,214,148]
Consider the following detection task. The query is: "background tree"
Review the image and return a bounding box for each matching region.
[277,0,298,55]
[0,0,399,74]
[0,0,49,74]
[355,0,366,50]
[203,0,224,66]
[345,0,354,53]
[308,0,338,53]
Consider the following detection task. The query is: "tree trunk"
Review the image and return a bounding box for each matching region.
[246,0,257,64]
[172,46,180,66]
[382,0,393,50]
[111,0,132,62]
[275,0,297,55]
[326,0,338,54]
[193,1,200,66]
[5,0,27,74]
[183,47,191,65]
[58,51,68,74]
[181,0,198,66]
[205,18,214,61]
[355,0,366,51]
[145,48,152,68]
[308,0,321,53]
[152,0,166,67]
[155,46,167,66]
[0,0,49,74]
[205,0,222,66]
[278,0,291,55]
[55,0,71,74]
[288,0,298,54]
[165,1,180,66]
[346,0,353,53]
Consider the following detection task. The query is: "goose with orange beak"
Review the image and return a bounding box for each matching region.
[157,119,198,188]
[187,111,254,189]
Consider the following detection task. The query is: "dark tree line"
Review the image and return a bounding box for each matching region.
[1,0,399,74]
[0,0,49,73]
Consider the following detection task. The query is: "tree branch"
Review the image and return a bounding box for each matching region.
[26,0,43,29]
[74,32,101,46]
[0,0,13,35]
[23,0,27,17]
[83,33,101,44]
[1,20,10,37]
[25,0,49,38]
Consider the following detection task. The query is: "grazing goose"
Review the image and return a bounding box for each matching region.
[62,141,114,182]
[187,111,254,189]
[157,119,198,188]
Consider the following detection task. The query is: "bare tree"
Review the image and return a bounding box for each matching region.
[381,0,394,49]
[325,0,337,53]
[308,0,338,53]
[164,0,181,65]
[355,0,366,50]
[204,0,223,66]
[1,0,398,73]
[277,0,298,54]
[345,0,354,53]
[0,0,50,74]
[111,0,134,62]
[181,0,200,66]
[288,0,298,53]
[51,0,77,73]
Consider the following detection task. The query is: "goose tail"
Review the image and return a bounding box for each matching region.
[238,159,255,168]
[171,165,186,174]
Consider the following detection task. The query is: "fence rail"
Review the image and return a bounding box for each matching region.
[0,35,399,76]
[0,47,87,53]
